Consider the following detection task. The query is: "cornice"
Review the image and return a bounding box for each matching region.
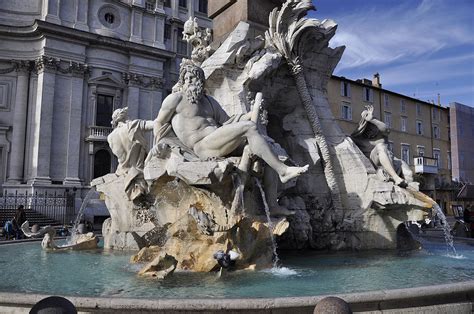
[0,21,176,60]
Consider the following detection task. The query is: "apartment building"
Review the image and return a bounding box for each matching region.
[328,74,453,213]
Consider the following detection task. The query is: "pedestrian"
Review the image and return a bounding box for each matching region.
[13,205,27,239]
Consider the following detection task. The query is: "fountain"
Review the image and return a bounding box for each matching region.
[0,1,472,312]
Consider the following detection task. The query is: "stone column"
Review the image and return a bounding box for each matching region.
[7,61,31,183]
[29,57,58,185]
[64,63,87,185]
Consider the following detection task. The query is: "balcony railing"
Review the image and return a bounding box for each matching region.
[86,126,112,141]
[414,156,438,174]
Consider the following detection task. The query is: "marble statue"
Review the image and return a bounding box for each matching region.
[92,0,438,273]
[107,107,154,203]
[151,59,308,184]
[21,221,98,251]
[351,105,415,188]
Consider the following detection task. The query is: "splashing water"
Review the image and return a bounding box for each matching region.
[68,188,97,244]
[265,267,298,276]
[254,178,280,268]
[433,204,459,257]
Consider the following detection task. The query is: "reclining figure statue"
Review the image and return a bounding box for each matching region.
[351,105,415,189]
[150,59,308,185]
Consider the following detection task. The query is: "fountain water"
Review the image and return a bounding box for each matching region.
[68,187,97,243]
[432,204,458,257]
[255,178,280,268]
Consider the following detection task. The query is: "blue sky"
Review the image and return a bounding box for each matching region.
[308,0,474,107]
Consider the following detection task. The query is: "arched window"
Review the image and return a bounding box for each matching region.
[93,149,111,178]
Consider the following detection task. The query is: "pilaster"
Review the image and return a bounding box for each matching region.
[43,0,62,25]
[29,57,59,185]
[7,61,32,184]
[64,64,88,186]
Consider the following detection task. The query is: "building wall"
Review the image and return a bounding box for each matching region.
[0,0,211,199]
[450,102,474,183]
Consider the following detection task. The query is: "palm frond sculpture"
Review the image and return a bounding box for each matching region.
[266,0,342,210]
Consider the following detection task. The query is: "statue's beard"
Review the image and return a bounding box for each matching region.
[184,82,204,104]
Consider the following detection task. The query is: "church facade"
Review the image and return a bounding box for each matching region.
[0,0,211,204]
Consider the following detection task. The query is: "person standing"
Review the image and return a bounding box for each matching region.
[13,205,27,239]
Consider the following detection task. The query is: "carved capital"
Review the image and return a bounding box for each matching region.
[13,60,33,74]
[35,56,60,74]
[69,61,89,77]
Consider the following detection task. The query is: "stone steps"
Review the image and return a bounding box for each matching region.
[0,209,62,227]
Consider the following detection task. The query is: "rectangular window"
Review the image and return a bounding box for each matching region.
[179,0,187,8]
[417,146,425,157]
[164,0,171,7]
[416,103,422,116]
[145,0,156,10]
[433,124,440,139]
[401,116,407,132]
[433,149,441,167]
[383,93,389,108]
[341,103,352,121]
[432,107,439,121]
[384,112,392,128]
[401,99,406,113]
[197,0,208,13]
[164,23,171,39]
[416,120,423,135]
[340,81,351,97]
[363,87,373,102]
[96,94,114,127]
[401,144,410,165]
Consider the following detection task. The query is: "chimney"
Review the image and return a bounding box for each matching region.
[372,73,382,88]
[437,93,441,106]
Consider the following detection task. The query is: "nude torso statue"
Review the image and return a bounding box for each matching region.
[153,61,308,184]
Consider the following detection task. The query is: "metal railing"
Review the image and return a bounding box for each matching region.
[0,190,75,225]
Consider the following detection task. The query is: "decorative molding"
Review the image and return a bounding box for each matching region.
[34,56,60,73]
[34,56,89,76]
[0,60,34,75]
[122,72,164,89]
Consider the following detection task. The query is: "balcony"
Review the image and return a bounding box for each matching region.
[86,126,112,142]
[414,156,438,174]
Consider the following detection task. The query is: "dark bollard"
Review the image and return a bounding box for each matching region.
[30,296,77,314]
[314,296,352,314]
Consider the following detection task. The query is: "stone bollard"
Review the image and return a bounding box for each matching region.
[314,296,352,314]
[30,296,77,313]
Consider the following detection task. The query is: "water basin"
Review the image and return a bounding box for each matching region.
[0,240,473,299]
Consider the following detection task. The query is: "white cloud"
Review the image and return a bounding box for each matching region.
[328,1,474,71]
[381,53,474,86]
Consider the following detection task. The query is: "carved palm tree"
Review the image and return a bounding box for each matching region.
[265,0,342,210]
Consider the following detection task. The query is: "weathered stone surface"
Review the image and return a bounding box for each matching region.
[138,252,178,279]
